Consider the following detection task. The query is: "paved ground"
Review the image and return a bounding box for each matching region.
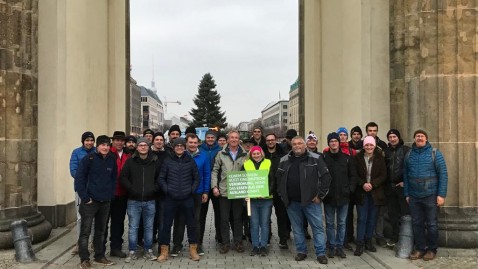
[3,206,477,269]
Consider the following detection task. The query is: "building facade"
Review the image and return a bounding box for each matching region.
[288,78,299,131]
[130,77,142,135]
[261,100,288,138]
[141,87,164,132]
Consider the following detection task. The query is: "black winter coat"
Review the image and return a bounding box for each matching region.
[385,141,410,184]
[158,152,200,200]
[276,151,331,206]
[323,151,358,206]
[120,151,160,201]
[264,144,286,193]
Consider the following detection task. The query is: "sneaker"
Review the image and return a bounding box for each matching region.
[144,249,156,261]
[327,248,334,258]
[124,251,137,263]
[110,248,127,258]
[343,242,354,251]
[234,242,245,253]
[259,247,267,256]
[197,244,205,256]
[294,253,307,261]
[170,245,182,257]
[317,255,328,264]
[365,240,377,252]
[423,250,436,261]
[354,244,364,256]
[376,237,388,248]
[250,247,259,256]
[387,239,397,248]
[79,260,92,269]
[335,248,346,258]
[278,240,288,250]
[219,244,230,254]
[94,257,114,266]
[71,244,79,255]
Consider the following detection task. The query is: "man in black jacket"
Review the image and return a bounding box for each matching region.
[157,138,200,262]
[323,133,358,259]
[120,137,160,262]
[385,129,410,246]
[276,136,331,264]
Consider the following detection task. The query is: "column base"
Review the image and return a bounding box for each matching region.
[0,206,52,249]
[439,207,478,248]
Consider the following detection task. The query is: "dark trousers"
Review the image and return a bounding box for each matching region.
[159,196,197,245]
[386,185,410,241]
[199,190,214,243]
[173,194,202,246]
[219,196,243,245]
[152,197,164,243]
[78,201,110,262]
[409,195,438,253]
[103,195,127,251]
[273,193,290,241]
[346,192,356,242]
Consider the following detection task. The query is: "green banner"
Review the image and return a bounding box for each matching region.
[226,170,269,199]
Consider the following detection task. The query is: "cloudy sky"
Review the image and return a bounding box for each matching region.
[130,0,298,126]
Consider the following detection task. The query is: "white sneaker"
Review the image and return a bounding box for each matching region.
[125,251,137,263]
[143,249,156,261]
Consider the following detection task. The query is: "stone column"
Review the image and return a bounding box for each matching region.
[0,0,51,248]
[390,0,478,247]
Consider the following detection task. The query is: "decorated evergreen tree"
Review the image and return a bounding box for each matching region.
[189,73,227,128]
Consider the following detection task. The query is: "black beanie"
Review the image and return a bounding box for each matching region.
[286,129,298,139]
[81,131,95,143]
[205,130,217,138]
[169,125,181,136]
[125,135,137,143]
[350,126,363,137]
[143,129,154,136]
[153,132,165,141]
[387,128,401,140]
[185,126,196,135]
[327,132,340,145]
[96,135,111,147]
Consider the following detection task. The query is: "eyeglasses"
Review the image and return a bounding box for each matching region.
[253,131,261,133]
[137,144,149,148]
[266,139,275,142]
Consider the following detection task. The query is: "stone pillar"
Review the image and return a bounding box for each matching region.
[300,0,390,147]
[0,0,51,248]
[390,0,478,247]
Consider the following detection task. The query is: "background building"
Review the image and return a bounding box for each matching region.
[288,78,299,131]
[130,77,142,135]
[261,100,288,138]
[141,86,164,132]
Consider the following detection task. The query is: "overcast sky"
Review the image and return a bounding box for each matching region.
[130,0,298,126]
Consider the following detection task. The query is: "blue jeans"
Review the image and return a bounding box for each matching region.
[324,203,349,249]
[409,195,438,252]
[356,193,378,243]
[286,201,326,256]
[127,200,156,251]
[250,199,273,248]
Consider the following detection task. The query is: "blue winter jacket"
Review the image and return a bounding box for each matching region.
[189,150,211,194]
[74,152,117,203]
[158,153,200,200]
[70,146,96,178]
[200,142,221,168]
[403,142,448,198]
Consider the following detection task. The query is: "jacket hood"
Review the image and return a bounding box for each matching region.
[200,141,220,152]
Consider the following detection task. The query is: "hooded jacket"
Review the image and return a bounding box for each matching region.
[200,141,221,168]
[120,150,160,201]
[70,145,96,179]
[385,140,410,185]
[189,150,211,194]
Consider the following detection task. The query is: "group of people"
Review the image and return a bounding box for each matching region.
[69,122,448,268]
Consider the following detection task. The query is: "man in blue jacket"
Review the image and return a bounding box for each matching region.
[69,131,96,255]
[404,129,448,261]
[75,135,117,268]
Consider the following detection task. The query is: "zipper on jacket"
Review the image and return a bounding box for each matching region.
[142,166,145,201]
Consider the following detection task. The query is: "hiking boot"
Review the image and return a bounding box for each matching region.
[144,249,156,261]
[93,257,114,266]
[423,250,436,261]
[124,251,137,263]
[294,253,307,261]
[79,260,91,269]
[335,248,346,258]
[317,255,328,264]
[365,240,377,252]
[197,244,205,256]
[343,242,354,251]
[259,247,267,256]
[110,248,127,258]
[327,248,334,258]
[250,247,259,256]
[189,244,200,261]
[157,245,169,262]
[278,239,288,249]
[354,244,364,256]
[409,250,424,260]
[170,245,182,257]
[219,244,230,254]
[234,242,245,253]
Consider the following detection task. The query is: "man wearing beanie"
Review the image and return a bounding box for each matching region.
[166,125,182,156]
[384,128,410,247]
[349,126,363,151]
[158,137,201,262]
[276,136,331,264]
[282,129,298,152]
[75,135,117,267]
[125,135,137,153]
[143,129,154,143]
[404,129,448,261]
[306,132,319,154]
[323,132,358,259]
[323,127,356,157]
[69,131,96,255]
